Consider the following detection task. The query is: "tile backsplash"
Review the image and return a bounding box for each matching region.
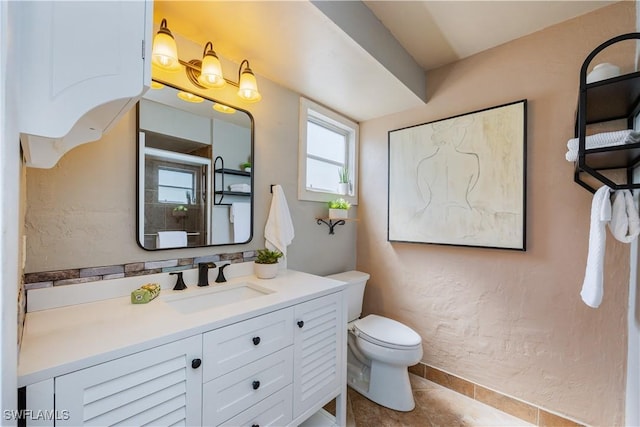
[23,250,256,291]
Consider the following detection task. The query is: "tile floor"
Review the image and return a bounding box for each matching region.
[327,374,533,427]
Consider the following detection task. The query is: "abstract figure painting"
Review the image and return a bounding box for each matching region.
[388,100,527,250]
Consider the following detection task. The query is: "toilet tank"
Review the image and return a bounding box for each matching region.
[325,270,370,322]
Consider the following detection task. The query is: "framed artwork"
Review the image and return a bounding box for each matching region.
[388,100,527,250]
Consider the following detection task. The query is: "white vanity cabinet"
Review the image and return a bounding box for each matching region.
[20,276,347,427]
[54,335,202,426]
[18,0,152,168]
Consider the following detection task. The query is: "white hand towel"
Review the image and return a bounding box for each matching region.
[230,202,251,243]
[156,231,187,249]
[609,190,640,243]
[580,185,612,308]
[264,185,295,258]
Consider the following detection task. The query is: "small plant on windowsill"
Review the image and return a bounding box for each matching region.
[254,248,283,279]
[172,205,188,217]
[328,198,351,219]
[337,167,349,195]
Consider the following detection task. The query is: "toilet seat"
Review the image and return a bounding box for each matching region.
[354,314,421,350]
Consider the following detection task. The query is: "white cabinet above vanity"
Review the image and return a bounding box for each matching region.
[18,268,347,427]
[18,0,153,168]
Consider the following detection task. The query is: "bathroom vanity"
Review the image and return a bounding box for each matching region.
[18,267,347,426]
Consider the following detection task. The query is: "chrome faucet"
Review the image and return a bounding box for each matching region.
[198,262,216,287]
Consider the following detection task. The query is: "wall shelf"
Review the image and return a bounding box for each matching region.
[213,156,252,205]
[574,32,640,193]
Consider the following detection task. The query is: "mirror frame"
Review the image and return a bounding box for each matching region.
[136,80,255,250]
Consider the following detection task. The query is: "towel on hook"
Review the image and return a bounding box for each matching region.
[580,185,612,308]
[609,190,640,243]
[156,231,187,249]
[264,185,295,260]
[565,130,639,162]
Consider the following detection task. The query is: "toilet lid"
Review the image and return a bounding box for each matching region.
[354,314,421,348]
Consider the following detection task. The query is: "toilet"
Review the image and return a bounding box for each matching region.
[326,270,423,411]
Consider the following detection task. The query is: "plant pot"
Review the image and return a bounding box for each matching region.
[254,262,278,279]
[329,208,348,219]
[337,182,348,195]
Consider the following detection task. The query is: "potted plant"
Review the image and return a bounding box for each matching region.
[328,198,351,219]
[337,167,349,195]
[240,161,252,173]
[254,248,283,279]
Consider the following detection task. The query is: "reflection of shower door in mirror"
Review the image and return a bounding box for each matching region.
[140,141,212,249]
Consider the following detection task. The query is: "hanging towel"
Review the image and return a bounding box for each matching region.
[609,190,640,243]
[580,185,612,308]
[230,202,251,243]
[156,231,188,249]
[264,185,295,258]
[565,130,639,162]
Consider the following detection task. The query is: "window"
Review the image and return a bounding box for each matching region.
[298,97,359,204]
[158,167,195,204]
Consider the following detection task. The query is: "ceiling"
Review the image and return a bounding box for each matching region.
[154,1,615,121]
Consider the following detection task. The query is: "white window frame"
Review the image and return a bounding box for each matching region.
[298,97,359,204]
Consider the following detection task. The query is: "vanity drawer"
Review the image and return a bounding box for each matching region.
[203,347,293,426]
[218,384,293,427]
[203,307,294,382]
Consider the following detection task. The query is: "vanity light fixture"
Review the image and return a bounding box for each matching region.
[177,91,204,103]
[152,18,262,103]
[151,19,180,72]
[213,103,236,114]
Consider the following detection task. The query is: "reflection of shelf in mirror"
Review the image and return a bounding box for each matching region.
[316,218,358,235]
[215,191,251,197]
[214,168,250,176]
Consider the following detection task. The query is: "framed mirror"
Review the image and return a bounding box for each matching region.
[137,81,254,250]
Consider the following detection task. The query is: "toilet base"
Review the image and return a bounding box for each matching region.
[347,346,416,411]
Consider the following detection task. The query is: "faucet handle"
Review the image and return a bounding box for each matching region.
[170,272,187,290]
[215,263,230,283]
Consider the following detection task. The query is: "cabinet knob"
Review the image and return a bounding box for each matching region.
[297,320,304,328]
[252,380,260,390]
[252,336,261,346]
[191,358,202,369]
[252,424,259,427]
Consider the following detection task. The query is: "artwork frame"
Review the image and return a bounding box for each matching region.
[387,100,527,250]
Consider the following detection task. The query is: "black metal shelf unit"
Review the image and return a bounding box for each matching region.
[213,156,251,205]
[574,33,640,193]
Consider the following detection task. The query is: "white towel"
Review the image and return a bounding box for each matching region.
[230,202,251,243]
[565,130,637,162]
[156,231,187,249]
[580,185,612,308]
[229,183,251,193]
[264,185,295,258]
[609,190,640,243]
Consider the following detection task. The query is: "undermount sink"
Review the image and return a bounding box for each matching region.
[163,282,274,314]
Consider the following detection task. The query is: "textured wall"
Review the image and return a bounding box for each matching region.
[24,32,357,276]
[358,3,634,425]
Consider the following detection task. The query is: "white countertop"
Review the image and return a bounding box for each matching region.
[18,268,346,387]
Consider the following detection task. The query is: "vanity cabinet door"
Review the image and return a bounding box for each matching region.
[292,292,345,419]
[55,335,202,426]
